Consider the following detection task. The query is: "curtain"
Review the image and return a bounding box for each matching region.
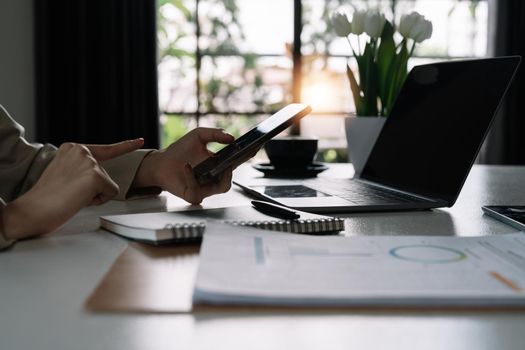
[34,0,159,149]
[481,1,525,164]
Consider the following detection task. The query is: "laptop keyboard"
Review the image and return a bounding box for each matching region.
[305,179,427,205]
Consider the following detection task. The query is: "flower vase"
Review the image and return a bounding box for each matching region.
[345,116,386,176]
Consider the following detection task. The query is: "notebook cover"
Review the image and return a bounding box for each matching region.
[100,206,344,244]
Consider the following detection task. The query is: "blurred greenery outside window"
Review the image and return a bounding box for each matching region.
[157,0,488,162]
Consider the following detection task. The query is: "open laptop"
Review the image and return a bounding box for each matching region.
[234,57,521,213]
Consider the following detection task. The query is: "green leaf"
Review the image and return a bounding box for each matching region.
[357,41,378,116]
[243,53,257,70]
[254,75,263,88]
[158,0,171,8]
[377,21,396,116]
[159,0,192,20]
[385,43,409,115]
[364,59,378,116]
[166,47,193,58]
[346,64,363,115]
[358,43,372,93]
[174,0,192,20]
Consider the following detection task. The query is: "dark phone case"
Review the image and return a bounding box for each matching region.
[193,104,312,184]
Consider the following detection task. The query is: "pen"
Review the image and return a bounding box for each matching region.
[251,200,301,220]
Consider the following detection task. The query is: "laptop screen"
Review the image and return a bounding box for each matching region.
[361,57,520,204]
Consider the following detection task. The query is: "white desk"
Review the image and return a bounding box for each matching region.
[1,164,524,350]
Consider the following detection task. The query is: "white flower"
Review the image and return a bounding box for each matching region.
[411,18,433,42]
[332,12,352,37]
[364,11,386,38]
[351,10,366,35]
[398,12,419,38]
[398,12,433,43]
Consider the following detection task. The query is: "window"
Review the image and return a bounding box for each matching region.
[158,0,488,160]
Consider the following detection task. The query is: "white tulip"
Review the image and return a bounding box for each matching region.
[351,10,367,35]
[332,12,352,37]
[398,12,420,38]
[364,11,386,38]
[398,11,433,43]
[411,19,433,42]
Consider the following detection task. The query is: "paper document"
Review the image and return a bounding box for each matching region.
[194,224,525,307]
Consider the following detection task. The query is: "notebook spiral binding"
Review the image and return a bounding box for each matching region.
[162,217,344,237]
[224,217,345,234]
[164,222,206,239]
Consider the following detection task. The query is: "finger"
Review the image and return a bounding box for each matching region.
[182,163,204,205]
[90,168,120,205]
[215,168,233,193]
[89,194,106,206]
[57,142,76,155]
[86,138,145,162]
[199,168,233,198]
[194,128,234,144]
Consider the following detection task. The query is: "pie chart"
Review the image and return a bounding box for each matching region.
[389,244,467,263]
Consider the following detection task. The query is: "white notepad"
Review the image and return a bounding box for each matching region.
[100,206,344,244]
[194,223,525,308]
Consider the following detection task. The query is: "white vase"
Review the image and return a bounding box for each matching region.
[345,116,386,176]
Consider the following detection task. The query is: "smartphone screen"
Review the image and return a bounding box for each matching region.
[193,103,312,184]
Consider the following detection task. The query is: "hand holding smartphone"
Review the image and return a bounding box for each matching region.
[193,103,312,184]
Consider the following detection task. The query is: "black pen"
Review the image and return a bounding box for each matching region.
[251,200,301,220]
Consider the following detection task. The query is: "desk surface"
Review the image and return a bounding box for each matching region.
[1,164,524,350]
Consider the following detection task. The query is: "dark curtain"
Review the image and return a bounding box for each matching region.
[34,0,159,149]
[482,1,525,164]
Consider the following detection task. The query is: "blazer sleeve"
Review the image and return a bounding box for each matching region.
[0,105,57,203]
[0,104,160,202]
[0,199,14,251]
[101,150,162,200]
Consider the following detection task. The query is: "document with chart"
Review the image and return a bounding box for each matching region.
[193,224,525,307]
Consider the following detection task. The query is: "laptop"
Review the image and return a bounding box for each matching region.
[234,57,521,213]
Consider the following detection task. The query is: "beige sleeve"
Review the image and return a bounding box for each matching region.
[0,199,15,251]
[1,103,160,202]
[101,149,162,200]
[0,105,57,202]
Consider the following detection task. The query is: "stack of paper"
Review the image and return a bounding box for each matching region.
[193,223,525,307]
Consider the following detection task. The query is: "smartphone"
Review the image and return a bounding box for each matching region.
[482,205,525,231]
[193,103,312,184]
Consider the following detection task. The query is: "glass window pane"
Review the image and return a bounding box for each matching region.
[302,56,353,114]
[303,0,394,56]
[301,114,347,148]
[237,0,294,55]
[198,0,293,55]
[304,0,487,58]
[395,0,488,57]
[158,56,197,113]
[200,56,292,113]
[160,114,197,148]
[158,0,197,113]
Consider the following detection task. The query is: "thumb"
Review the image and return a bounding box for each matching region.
[85,138,145,162]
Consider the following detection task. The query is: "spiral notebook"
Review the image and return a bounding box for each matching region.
[100,206,345,245]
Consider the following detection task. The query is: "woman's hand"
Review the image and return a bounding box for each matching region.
[2,139,144,240]
[133,127,235,205]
